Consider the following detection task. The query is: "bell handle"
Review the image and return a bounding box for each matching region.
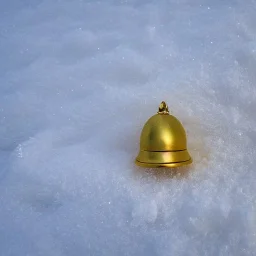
[157,101,169,115]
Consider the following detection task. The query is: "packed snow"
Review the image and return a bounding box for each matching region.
[1,0,256,255]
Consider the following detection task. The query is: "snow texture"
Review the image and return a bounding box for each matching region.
[1,0,256,255]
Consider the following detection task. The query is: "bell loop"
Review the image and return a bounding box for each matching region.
[158,101,169,115]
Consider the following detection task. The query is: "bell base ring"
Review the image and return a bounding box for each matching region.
[135,158,192,168]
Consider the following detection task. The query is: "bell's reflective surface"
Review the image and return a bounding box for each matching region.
[135,101,192,168]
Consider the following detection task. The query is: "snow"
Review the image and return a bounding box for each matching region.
[1,0,256,255]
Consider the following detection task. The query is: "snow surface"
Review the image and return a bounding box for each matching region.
[1,0,256,255]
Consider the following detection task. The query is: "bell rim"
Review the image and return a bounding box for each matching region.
[136,149,192,166]
[135,158,193,168]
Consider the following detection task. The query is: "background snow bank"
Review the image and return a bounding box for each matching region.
[1,0,256,255]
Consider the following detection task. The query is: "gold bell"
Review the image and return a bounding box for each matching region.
[135,101,192,168]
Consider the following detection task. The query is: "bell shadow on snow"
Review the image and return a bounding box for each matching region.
[132,164,193,181]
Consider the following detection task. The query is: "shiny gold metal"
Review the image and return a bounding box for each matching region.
[135,101,192,168]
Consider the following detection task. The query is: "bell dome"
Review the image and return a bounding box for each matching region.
[135,101,192,168]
